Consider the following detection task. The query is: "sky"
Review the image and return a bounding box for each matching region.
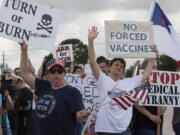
[0,0,180,72]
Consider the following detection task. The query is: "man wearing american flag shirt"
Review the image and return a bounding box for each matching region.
[88,26,157,135]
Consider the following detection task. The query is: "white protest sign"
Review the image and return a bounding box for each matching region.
[140,70,180,107]
[56,44,74,62]
[105,21,156,58]
[65,74,99,111]
[0,0,60,50]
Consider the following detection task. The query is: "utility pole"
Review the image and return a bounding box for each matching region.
[0,51,5,75]
[2,51,5,72]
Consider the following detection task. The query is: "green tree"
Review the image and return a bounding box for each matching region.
[60,39,88,65]
[44,53,53,62]
[158,55,176,71]
[125,55,176,77]
[126,66,134,77]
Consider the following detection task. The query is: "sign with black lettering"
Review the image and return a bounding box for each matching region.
[65,74,99,111]
[56,44,74,62]
[140,70,180,107]
[105,21,156,58]
[0,0,60,50]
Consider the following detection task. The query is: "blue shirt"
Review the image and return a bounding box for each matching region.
[35,78,85,135]
[0,94,11,129]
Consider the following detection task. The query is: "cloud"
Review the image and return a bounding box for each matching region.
[0,0,179,71]
[36,0,180,14]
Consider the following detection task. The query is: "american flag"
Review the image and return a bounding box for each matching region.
[112,82,150,110]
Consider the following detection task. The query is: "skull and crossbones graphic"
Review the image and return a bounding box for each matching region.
[36,14,53,34]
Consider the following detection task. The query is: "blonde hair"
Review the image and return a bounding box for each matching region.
[12,74,30,88]
[11,74,24,82]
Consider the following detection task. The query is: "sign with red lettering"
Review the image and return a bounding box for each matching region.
[0,0,60,50]
[105,21,156,58]
[56,44,74,62]
[139,70,180,107]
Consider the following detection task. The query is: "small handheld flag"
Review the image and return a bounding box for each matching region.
[111,82,150,110]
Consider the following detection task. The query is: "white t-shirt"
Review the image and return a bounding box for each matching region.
[95,72,142,133]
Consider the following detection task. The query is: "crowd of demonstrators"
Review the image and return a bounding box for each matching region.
[88,26,156,135]
[19,41,90,135]
[0,30,179,135]
[132,59,167,135]
[172,61,180,135]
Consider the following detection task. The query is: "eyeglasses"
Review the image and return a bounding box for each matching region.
[49,69,64,74]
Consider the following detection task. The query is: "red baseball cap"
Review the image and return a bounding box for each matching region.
[176,60,180,68]
[47,58,65,70]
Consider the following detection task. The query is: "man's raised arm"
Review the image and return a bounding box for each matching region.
[20,41,36,90]
[88,26,100,80]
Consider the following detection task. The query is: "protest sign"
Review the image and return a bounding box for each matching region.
[65,74,99,135]
[105,21,156,58]
[65,74,99,111]
[140,70,180,107]
[56,44,74,62]
[0,0,60,50]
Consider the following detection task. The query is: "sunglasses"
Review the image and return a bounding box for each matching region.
[49,69,64,74]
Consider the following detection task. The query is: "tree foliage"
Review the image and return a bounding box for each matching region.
[44,53,53,62]
[158,55,176,71]
[126,66,134,77]
[125,55,176,78]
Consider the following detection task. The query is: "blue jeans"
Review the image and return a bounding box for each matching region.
[135,129,155,135]
[173,123,180,135]
[2,128,12,135]
[97,128,132,135]
[76,123,82,135]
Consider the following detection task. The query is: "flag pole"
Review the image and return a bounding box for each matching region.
[156,53,161,135]
[155,49,161,135]
[157,108,161,135]
[152,45,161,135]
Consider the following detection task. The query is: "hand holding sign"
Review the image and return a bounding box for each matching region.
[149,114,162,125]
[76,109,91,123]
[158,107,167,115]
[19,40,28,51]
[152,44,158,52]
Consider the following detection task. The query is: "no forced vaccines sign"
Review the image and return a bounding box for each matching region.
[105,21,156,58]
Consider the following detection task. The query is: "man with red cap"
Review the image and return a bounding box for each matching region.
[172,60,180,135]
[19,41,89,135]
